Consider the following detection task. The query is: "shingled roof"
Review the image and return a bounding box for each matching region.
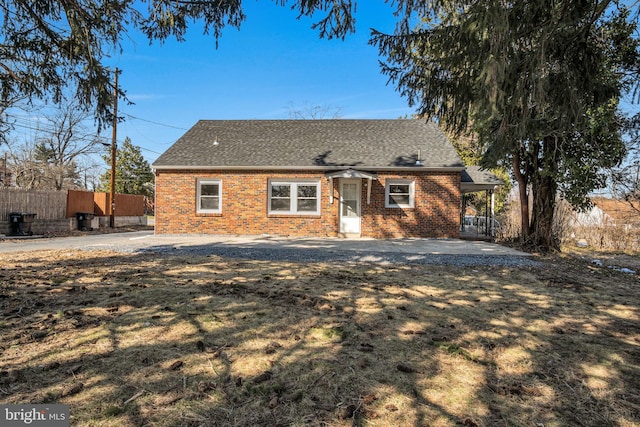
[461,166,504,192]
[152,119,464,170]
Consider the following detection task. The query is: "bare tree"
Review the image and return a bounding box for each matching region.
[8,139,42,189]
[611,157,640,214]
[287,102,342,119]
[8,101,103,190]
[609,114,640,214]
[33,103,103,190]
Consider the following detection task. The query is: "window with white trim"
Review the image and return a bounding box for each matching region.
[385,179,415,208]
[268,180,320,215]
[197,179,222,213]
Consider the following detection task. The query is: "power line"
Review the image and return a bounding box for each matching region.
[139,146,163,155]
[4,112,169,150]
[5,113,111,142]
[10,122,110,142]
[118,115,179,148]
[5,109,188,137]
[122,113,188,131]
[3,111,177,160]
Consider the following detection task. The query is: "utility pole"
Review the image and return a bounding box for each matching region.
[110,68,119,228]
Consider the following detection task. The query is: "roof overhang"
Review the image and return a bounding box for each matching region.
[461,167,504,193]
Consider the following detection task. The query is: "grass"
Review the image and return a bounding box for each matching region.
[0,248,638,426]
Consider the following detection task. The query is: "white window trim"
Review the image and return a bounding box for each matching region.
[196,179,222,214]
[385,179,415,208]
[268,180,321,215]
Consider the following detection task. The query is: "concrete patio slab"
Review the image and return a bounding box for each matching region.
[0,231,530,258]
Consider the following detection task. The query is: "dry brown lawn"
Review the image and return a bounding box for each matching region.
[0,248,638,426]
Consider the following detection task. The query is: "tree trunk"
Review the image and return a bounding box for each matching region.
[528,136,560,252]
[529,174,558,251]
[513,152,531,239]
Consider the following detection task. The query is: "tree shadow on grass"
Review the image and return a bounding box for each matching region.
[0,250,638,426]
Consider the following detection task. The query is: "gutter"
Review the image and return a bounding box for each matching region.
[152,165,466,173]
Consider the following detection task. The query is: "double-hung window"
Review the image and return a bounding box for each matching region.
[269,180,320,215]
[197,179,222,213]
[385,179,415,208]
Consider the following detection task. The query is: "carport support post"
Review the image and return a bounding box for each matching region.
[485,190,489,235]
[490,189,495,237]
[461,194,467,232]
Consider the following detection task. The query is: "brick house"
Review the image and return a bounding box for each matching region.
[152,119,476,238]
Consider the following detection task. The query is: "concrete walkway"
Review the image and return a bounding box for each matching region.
[0,231,530,257]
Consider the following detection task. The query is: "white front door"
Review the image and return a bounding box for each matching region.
[339,179,361,234]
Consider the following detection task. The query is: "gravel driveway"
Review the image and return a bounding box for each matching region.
[1,231,537,267]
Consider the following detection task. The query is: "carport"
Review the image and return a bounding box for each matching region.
[460,166,504,239]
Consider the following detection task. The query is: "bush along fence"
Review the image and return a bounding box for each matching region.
[1,188,151,236]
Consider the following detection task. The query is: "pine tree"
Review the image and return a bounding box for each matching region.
[372,1,639,251]
[99,137,153,196]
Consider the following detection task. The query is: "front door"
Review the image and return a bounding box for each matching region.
[339,179,361,234]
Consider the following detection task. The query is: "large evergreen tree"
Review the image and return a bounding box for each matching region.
[372,1,639,251]
[99,137,153,196]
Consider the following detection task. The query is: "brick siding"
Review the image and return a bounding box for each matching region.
[155,169,461,238]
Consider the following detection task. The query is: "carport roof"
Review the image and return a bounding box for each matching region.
[461,166,504,192]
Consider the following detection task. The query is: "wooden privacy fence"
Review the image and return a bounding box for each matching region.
[2,188,146,220]
[66,190,95,216]
[92,192,145,217]
[0,188,67,220]
[67,190,145,217]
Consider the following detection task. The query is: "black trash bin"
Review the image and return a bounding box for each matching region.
[76,212,94,231]
[8,212,36,236]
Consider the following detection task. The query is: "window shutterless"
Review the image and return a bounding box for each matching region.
[385,179,415,208]
[196,179,222,213]
[268,180,320,215]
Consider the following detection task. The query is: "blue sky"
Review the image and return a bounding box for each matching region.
[6,1,637,170]
[106,2,415,164]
